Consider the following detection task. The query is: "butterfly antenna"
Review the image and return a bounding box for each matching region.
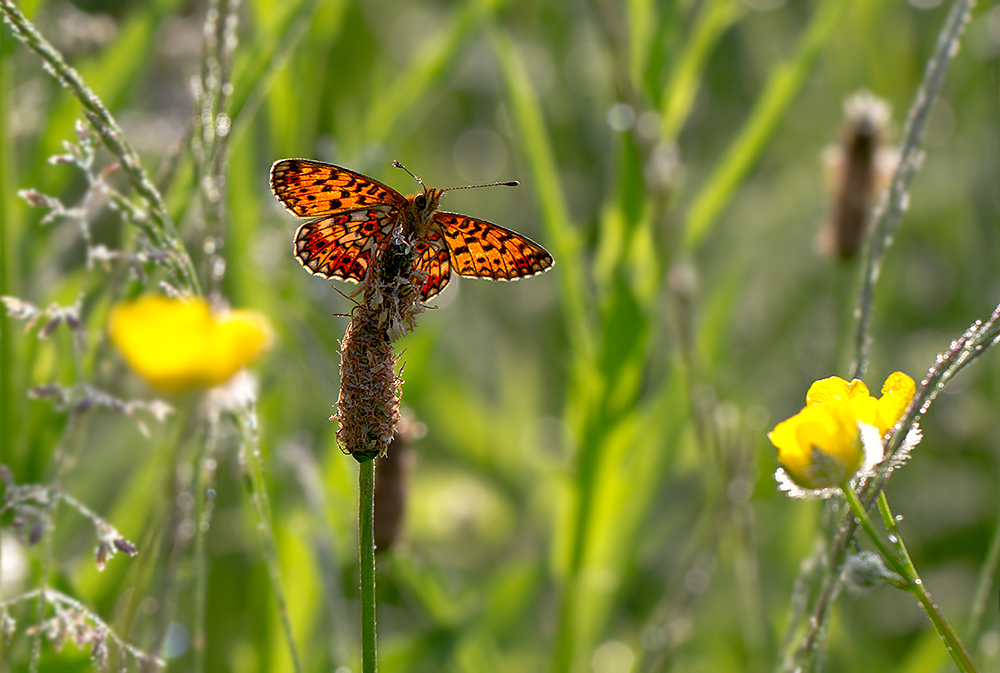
[393,161,519,191]
[392,160,423,187]
[442,180,520,192]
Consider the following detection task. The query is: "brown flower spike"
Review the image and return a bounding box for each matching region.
[334,237,423,460]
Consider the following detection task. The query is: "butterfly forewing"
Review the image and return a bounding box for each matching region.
[270,159,407,218]
[436,213,554,281]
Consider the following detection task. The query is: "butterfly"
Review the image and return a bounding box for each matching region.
[269,158,554,300]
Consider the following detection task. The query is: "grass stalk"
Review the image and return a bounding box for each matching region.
[658,0,743,144]
[0,0,200,294]
[228,0,328,143]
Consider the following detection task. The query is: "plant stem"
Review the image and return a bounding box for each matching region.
[193,414,220,673]
[358,457,377,673]
[841,484,978,673]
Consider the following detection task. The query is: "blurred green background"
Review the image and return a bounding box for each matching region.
[2,0,1000,671]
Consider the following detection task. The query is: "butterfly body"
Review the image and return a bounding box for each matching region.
[270,159,553,300]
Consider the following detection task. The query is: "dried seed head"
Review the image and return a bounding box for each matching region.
[39,315,63,339]
[45,612,70,651]
[90,630,108,668]
[75,119,90,143]
[95,541,113,571]
[64,310,83,332]
[113,537,139,557]
[18,189,58,209]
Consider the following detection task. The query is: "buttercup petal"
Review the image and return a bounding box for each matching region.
[109,295,270,394]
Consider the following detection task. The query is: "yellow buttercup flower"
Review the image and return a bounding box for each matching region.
[769,372,915,491]
[109,295,271,394]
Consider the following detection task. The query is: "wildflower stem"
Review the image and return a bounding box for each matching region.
[358,457,378,673]
[841,484,977,673]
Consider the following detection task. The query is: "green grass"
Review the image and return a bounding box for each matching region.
[2,0,999,671]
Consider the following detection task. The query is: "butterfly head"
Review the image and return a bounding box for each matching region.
[405,188,445,231]
[393,160,519,233]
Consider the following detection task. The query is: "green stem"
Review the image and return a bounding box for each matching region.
[193,414,220,673]
[841,484,978,673]
[358,457,377,673]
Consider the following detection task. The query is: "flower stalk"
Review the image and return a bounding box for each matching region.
[358,457,377,673]
[840,485,977,673]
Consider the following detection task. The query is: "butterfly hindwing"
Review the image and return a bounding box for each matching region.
[271,159,407,219]
[294,207,397,283]
[413,232,452,301]
[436,212,554,281]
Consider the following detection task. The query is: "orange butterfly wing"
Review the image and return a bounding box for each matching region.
[271,159,408,284]
[412,232,452,301]
[295,209,396,283]
[436,212,554,281]
[270,159,407,217]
